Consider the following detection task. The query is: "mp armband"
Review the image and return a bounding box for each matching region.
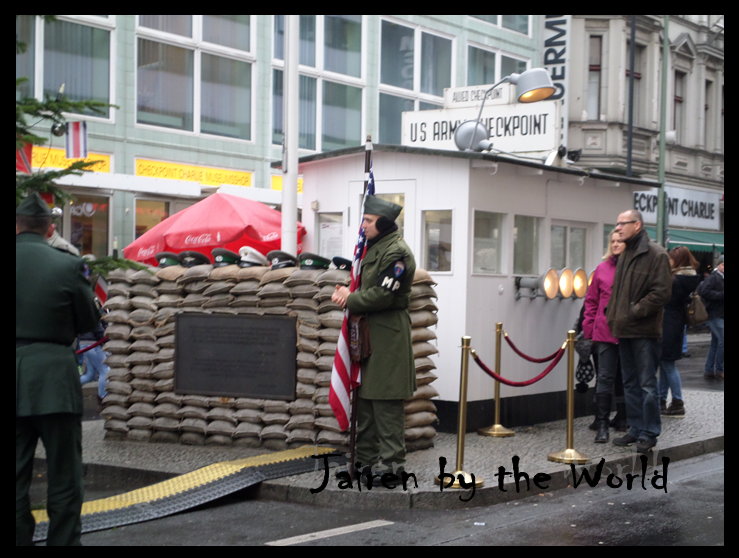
[377,260,406,292]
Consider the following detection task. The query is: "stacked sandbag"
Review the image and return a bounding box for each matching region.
[404,268,440,452]
[287,267,351,452]
[99,260,439,453]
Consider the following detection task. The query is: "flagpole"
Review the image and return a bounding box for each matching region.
[349,136,373,482]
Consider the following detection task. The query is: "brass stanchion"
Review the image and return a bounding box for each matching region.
[547,330,589,464]
[435,336,484,488]
[478,322,514,437]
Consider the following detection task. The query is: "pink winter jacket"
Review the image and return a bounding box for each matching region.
[582,255,618,345]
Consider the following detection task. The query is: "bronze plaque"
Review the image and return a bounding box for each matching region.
[174,313,297,400]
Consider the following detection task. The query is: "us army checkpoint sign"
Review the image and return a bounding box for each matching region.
[401,100,559,155]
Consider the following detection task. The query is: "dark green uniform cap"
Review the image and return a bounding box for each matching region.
[363,195,402,221]
[266,250,297,269]
[17,192,52,217]
[179,250,211,267]
[156,252,181,268]
[212,248,240,268]
[299,252,331,270]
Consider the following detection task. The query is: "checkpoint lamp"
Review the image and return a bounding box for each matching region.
[572,268,588,299]
[515,268,559,300]
[454,68,556,152]
[588,270,595,286]
[557,268,574,299]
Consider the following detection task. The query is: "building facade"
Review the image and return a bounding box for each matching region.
[567,15,724,262]
[16,15,543,259]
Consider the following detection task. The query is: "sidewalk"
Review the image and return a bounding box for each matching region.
[42,334,722,511]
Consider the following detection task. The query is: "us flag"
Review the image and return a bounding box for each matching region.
[329,163,375,431]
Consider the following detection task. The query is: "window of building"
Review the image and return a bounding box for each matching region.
[136,15,254,141]
[423,210,452,272]
[135,199,170,239]
[378,19,450,144]
[674,71,685,143]
[625,42,644,125]
[513,215,540,275]
[473,211,504,274]
[69,194,110,259]
[272,15,364,152]
[587,36,602,121]
[501,15,529,35]
[551,223,587,271]
[469,15,498,25]
[467,44,530,88]
[16,16,113,118]
[704,79,713,150]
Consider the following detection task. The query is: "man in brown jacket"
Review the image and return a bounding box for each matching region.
[606,209,671,454]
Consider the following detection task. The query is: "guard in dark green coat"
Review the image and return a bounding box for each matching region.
[332,196,416,480]
[16,192,101,546]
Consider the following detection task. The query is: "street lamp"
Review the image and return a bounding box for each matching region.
[454,68,556,152]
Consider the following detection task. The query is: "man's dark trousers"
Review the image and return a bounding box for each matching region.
[16,413,83,546]
[618,338,662,441]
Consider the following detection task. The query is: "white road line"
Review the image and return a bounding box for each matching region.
[264,519,395,546]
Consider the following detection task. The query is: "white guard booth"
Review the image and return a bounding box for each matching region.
[294,145,660,432]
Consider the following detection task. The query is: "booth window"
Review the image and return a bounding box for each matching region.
[513,215,540,275]
[424,210,452,272]
[69,194,109,259]
[551,224,587,271]
[318,213,343,259]
[473,210,504,274]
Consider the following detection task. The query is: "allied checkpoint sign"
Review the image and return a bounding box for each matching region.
[175,313,297,400]
[401,83,560,156]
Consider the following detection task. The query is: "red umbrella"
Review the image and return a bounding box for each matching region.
[123,192,306,266]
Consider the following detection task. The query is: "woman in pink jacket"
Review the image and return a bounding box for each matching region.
[582,230,625,443]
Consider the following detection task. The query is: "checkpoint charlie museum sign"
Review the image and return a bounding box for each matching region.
[401,83,559,154]
[634,184,721,231]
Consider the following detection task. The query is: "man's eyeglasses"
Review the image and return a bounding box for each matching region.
[615,220,637,227]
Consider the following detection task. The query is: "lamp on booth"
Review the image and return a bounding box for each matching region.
[454,68,556,152]
[515,268,559,300]
[557,268,574,299]
[573,268,588,299]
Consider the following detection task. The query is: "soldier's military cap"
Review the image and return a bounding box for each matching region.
[266,250,297,270]
[212,248,240,268]
[16,192,52,217]
[179,250,211,268]
[237,246,268,267]
[299,252,331,270]
[332,257,352,271]
[363,195,402,221]
[156,252,181,268]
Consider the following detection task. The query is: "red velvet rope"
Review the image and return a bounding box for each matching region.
[76,336,108,355]
[504,333,561,363]
[471,347,565,387]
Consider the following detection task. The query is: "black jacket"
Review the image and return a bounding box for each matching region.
[699,270,724,320]
[661,270,701,361]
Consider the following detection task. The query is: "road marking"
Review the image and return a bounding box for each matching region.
[264,519,394,546]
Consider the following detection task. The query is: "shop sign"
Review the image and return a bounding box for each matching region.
[633,185,721,231]
[270,175,304,193]
[401,101,559,154]
[136,159,252,187]
[32,147,110,173]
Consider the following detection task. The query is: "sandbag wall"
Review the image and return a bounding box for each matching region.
[100,264,440,452]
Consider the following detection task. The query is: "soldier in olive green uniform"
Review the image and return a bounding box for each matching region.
[16,193,101,546]
[333,196,416,479]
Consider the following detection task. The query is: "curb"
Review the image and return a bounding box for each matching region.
[256,434,724,510]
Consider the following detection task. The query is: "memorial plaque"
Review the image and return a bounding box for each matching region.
[174,313,297,400]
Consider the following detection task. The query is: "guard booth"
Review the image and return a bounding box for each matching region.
[292,145,660,432]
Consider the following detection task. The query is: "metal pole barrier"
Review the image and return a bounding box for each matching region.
[478,322,514,437]
[436,336,483,488]
[547,330,590,464]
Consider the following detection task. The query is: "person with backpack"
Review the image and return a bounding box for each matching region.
[701,255,724,379]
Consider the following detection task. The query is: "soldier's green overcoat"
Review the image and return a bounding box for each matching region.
[346,230,417,400]
[16,233,100,416]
